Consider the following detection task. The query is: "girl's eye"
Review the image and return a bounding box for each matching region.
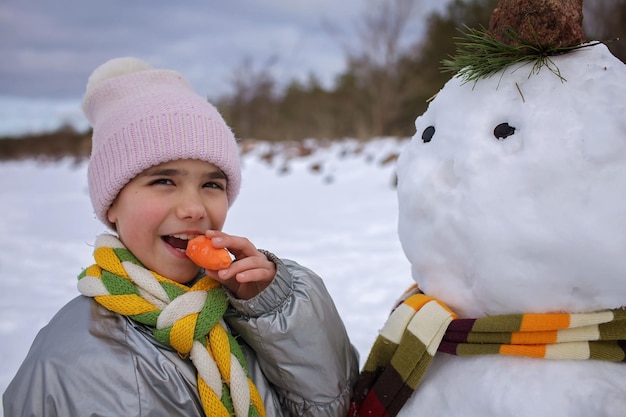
[204,181,225,190]
[150,178,174,186]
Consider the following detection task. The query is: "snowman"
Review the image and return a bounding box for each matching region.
[350,1,626,416]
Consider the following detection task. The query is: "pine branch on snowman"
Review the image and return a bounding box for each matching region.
[350,0,626,416]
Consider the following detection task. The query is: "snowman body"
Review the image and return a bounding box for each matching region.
[395,43,626,416]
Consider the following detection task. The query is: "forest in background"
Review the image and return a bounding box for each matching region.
[1,0,624,162]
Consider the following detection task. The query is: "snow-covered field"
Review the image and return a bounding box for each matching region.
[0,137,413,407]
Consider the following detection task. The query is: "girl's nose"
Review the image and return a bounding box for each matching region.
[176,192,206,220]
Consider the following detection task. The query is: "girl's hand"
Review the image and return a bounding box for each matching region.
[202,230,276,300]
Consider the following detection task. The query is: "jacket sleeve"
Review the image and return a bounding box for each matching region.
[224,251,359,417]
[3,296,205,417]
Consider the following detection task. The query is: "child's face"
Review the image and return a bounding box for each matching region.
[107,159,229,284]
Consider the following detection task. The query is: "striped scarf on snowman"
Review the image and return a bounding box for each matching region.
[349,285,626,417]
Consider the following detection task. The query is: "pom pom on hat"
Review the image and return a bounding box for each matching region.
[83,57,241,229]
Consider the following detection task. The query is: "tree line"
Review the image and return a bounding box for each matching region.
[1,0,624,162]
[217,0,626,142]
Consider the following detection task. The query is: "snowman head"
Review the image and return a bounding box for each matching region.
[396,43,626,317]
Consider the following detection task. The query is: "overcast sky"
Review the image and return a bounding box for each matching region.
[1,0,447,99]
[0,0,448,135]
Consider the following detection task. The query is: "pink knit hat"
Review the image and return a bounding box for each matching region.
[82,57,241,229]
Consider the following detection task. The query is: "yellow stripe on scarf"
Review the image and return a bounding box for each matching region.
[94,246,131,278]
[198,378,231,417]
[95,294,159,316]
[170,314,198,354]
[210,325,233,381]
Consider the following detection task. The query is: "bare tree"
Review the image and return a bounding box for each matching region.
[220,56,278,140]
[354,0,417,68]
[325,0,422,138]
[358,0,418,137]
[584,0,626,62]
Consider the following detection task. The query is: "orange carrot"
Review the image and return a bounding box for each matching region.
[186,235,233,270]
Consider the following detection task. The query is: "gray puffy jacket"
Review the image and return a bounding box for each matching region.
[3,255,359,417]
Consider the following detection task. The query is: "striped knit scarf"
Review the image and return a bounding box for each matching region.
[77,234,266,417]
[349,285,626,417]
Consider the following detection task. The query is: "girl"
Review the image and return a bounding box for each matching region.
[4,57,358,417]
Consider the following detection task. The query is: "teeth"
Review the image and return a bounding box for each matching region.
[170,234,198,240]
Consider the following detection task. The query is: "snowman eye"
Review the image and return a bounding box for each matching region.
[494,122,516,139]
[422,126,435,143]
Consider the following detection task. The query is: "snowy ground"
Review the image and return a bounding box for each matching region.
[0,137,413,408]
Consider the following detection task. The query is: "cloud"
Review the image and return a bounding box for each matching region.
[0,0,447,135]
[1,0,361,99]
